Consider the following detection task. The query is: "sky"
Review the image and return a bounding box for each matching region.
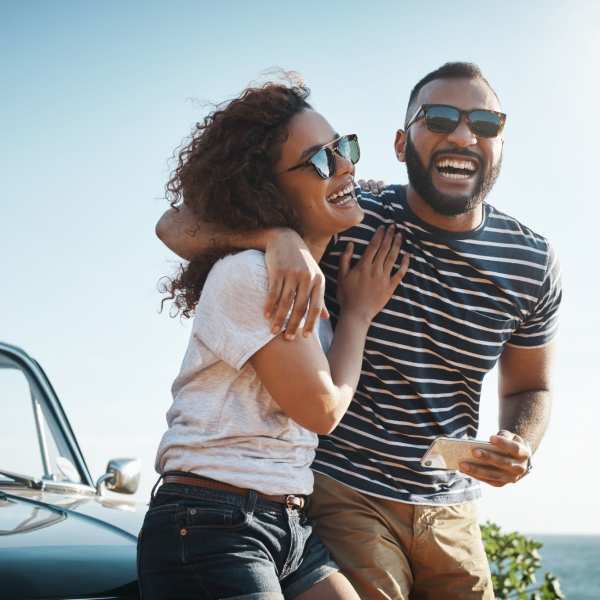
[1,1,599,535]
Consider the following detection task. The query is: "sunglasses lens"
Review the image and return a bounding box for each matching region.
[337,136,350,161]
[306,135,361,179]
[309,148,332,179]
[424,105,460,133]
[334,135,361,165]
[345,135,360,164]
[468,110,503,138]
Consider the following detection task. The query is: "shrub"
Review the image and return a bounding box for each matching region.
[481,521,565,599]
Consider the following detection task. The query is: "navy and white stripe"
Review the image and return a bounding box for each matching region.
[314,185,562,505]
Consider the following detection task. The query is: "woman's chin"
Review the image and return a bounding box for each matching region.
[333,201,364,231]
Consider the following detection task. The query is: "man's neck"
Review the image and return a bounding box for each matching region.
[406,185,483,233]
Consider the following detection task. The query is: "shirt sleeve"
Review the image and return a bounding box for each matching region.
[508,242,562,348]
[193,251,276,370]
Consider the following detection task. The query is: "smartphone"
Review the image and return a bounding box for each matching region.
[420,436,494,471]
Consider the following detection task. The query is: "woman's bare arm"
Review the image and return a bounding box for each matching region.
[249,313,370,434]
[250,226,409,434]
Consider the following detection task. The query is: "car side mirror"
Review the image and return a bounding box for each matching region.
[95,458,141,495]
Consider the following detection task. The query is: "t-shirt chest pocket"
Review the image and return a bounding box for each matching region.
[456,307,518,343]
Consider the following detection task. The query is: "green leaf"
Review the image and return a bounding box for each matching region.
[481,522,563,600]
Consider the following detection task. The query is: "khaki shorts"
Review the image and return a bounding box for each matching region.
[308,472,494,600]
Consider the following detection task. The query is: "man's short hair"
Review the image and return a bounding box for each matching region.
[405,62,498,126]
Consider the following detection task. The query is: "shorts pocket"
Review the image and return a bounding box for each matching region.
[179,505,253,566]
[183,503,251,529]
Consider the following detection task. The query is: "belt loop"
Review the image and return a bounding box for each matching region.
[150,473,164,501]
[244,489,258,519]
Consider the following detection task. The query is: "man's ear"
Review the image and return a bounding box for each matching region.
[394,129,407,163]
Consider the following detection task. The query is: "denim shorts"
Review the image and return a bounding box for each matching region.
[137,481,339,599]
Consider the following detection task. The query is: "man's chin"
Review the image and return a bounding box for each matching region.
[421,192,482,217]
[431,169,478,196]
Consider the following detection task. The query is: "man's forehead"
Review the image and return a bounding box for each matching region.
[416,77,501,111]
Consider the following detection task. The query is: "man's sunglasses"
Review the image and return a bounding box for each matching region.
[406,104,506,138]
[281,134,360,179]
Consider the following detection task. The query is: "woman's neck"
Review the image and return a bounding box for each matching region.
[302,235,331,263]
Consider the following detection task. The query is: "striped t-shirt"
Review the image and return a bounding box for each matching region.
[314,185,562,505]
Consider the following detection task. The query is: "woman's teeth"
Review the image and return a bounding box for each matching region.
[327,184,355,205]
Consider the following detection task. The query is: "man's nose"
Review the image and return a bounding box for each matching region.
[446,118,478,148]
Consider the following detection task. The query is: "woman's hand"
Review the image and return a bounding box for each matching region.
[337,225,409,323]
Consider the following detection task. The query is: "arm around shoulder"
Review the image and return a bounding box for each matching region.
[155,204,226,260]
[155,203,294,262]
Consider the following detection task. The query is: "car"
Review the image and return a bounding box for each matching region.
[0,341,145,599]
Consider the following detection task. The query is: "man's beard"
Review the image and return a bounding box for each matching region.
[404,134,502,217]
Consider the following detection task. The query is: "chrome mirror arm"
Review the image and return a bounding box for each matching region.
[95,458,141,496]
[95,472,115,496]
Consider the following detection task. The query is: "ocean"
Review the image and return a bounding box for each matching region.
[530,535,600,599]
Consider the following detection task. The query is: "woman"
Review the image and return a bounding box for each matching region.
[138,78,409,599]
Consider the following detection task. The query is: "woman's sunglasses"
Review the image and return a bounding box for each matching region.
[406,104,506,138]
[281,134,360,179]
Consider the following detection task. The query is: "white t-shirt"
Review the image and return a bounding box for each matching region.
[155,250,332,495]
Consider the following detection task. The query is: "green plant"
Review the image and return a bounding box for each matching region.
[481,521,565,599]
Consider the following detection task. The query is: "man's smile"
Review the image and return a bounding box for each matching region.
[434,156,479,180]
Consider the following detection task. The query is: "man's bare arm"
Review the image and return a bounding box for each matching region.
[459,341,555,487]
[156,205,328,335]
[156,204,276,260]
[497,340,555,449]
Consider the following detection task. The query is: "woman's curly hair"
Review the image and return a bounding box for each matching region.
[161,79,312,318]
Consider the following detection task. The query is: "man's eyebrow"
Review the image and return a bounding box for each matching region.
[298,132,340,161]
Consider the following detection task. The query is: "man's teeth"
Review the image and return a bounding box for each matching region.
[436,158,477,170]
[436,158,478,179]
[327,184,355,204]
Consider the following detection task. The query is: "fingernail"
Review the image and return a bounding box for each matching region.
[265,311,271,318]
[272,325,280,333]
[474,449,483,458]
[285,333,295,341]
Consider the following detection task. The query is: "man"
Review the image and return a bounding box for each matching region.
[156,63,561,599]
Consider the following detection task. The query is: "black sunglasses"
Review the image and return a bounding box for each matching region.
[281,134,360,179]
[406,104,506,138]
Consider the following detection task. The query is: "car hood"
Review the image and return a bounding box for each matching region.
[0,486,147,599]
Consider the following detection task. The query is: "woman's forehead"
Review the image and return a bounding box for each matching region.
[283,110,337,158]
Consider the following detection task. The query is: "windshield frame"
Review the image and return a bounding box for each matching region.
[0,342,95,490]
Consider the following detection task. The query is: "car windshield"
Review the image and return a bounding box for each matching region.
[0,352,83,485]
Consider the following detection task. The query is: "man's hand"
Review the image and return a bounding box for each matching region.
[459,430,532,487]
[264,230,328,340]
[358,179,386,195]
[461,343,553,487]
